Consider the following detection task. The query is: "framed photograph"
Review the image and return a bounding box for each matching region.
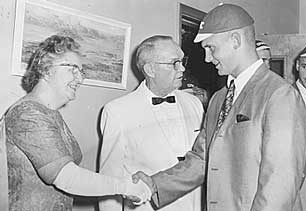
[12,0,131,89]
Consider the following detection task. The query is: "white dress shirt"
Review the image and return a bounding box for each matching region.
[296,79,306,105]
[228,59,263,103]
[142,82,189,157]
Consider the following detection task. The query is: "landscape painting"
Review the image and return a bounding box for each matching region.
[12,0,131,89]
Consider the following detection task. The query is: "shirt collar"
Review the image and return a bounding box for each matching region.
[142,80,155,100]
[296,79,306,99]
[227,59,263,95]
[141,80,176,105]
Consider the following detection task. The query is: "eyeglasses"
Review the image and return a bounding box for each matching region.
[154,57,188,71]
[52,63,86,78]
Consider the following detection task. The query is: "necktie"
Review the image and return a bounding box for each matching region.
[152,96,176,105]
[215,80,235,131]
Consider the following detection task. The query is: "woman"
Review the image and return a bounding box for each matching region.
[4,35,150,211]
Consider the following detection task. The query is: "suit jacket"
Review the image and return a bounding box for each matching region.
[152,64,306,211]
[99,81,204,211]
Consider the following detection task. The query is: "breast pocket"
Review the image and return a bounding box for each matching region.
[235,120,252,129]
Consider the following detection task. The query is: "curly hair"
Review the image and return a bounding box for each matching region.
[21,35,81,93]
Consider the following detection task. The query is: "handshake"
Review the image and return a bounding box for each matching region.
[123,171,157,205]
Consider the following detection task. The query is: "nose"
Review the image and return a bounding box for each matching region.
[179,63,185,72]
[74,71,84,84]
[204,47,213,63]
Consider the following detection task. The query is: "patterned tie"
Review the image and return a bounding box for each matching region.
[215,80,235,131]
[152,96,176,105]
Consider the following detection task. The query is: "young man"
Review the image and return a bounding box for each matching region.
[133,4,306,211]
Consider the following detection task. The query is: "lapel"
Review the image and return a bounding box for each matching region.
[175,91,199,146]
[210,64,268,143]
[207,88,226,144]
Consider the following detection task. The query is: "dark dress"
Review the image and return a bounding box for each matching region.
[5,100,82,211]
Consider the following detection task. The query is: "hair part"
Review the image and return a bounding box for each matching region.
[22,35,80,93]
[135,35,173,75]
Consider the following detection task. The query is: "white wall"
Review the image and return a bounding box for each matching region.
[258,34,306,84]
[0,0,300,210]
[300,0,306,33]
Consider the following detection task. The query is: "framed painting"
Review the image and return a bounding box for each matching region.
[12,0,131,89]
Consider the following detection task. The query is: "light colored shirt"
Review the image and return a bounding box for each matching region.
[228,59,263,103]
[296,79,306,105]
[142,82,189,157]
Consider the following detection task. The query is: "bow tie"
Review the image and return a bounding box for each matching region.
[152,96,176,105]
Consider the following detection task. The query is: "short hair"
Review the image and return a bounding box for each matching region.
[255,40,271,51]
[228,25,255,50]
[22,35,80,93]
[242,25,256,46]
[135,35,173,73]
[297,47,306,60]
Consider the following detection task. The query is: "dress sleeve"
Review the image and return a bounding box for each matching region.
[5,103,73,184]
[54,161,151,200]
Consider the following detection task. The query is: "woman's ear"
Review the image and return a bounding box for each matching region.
[42,69,53,82]
[231,31,241,50]
[143,63,155,78]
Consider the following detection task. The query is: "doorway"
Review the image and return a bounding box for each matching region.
[179,3,226,98]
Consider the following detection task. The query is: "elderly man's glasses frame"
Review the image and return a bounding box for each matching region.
[154,57,188,71]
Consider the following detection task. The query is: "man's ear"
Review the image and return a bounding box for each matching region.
[143,63,155,77]
[231,31,241,50]
[296,60,300,71]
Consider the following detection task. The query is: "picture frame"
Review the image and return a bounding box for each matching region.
[12,0,131,89]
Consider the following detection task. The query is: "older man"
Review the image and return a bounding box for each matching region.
[98,35,204,211]
[134,4,306,211]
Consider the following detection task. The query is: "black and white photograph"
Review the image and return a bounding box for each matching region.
[2,0,306,211]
